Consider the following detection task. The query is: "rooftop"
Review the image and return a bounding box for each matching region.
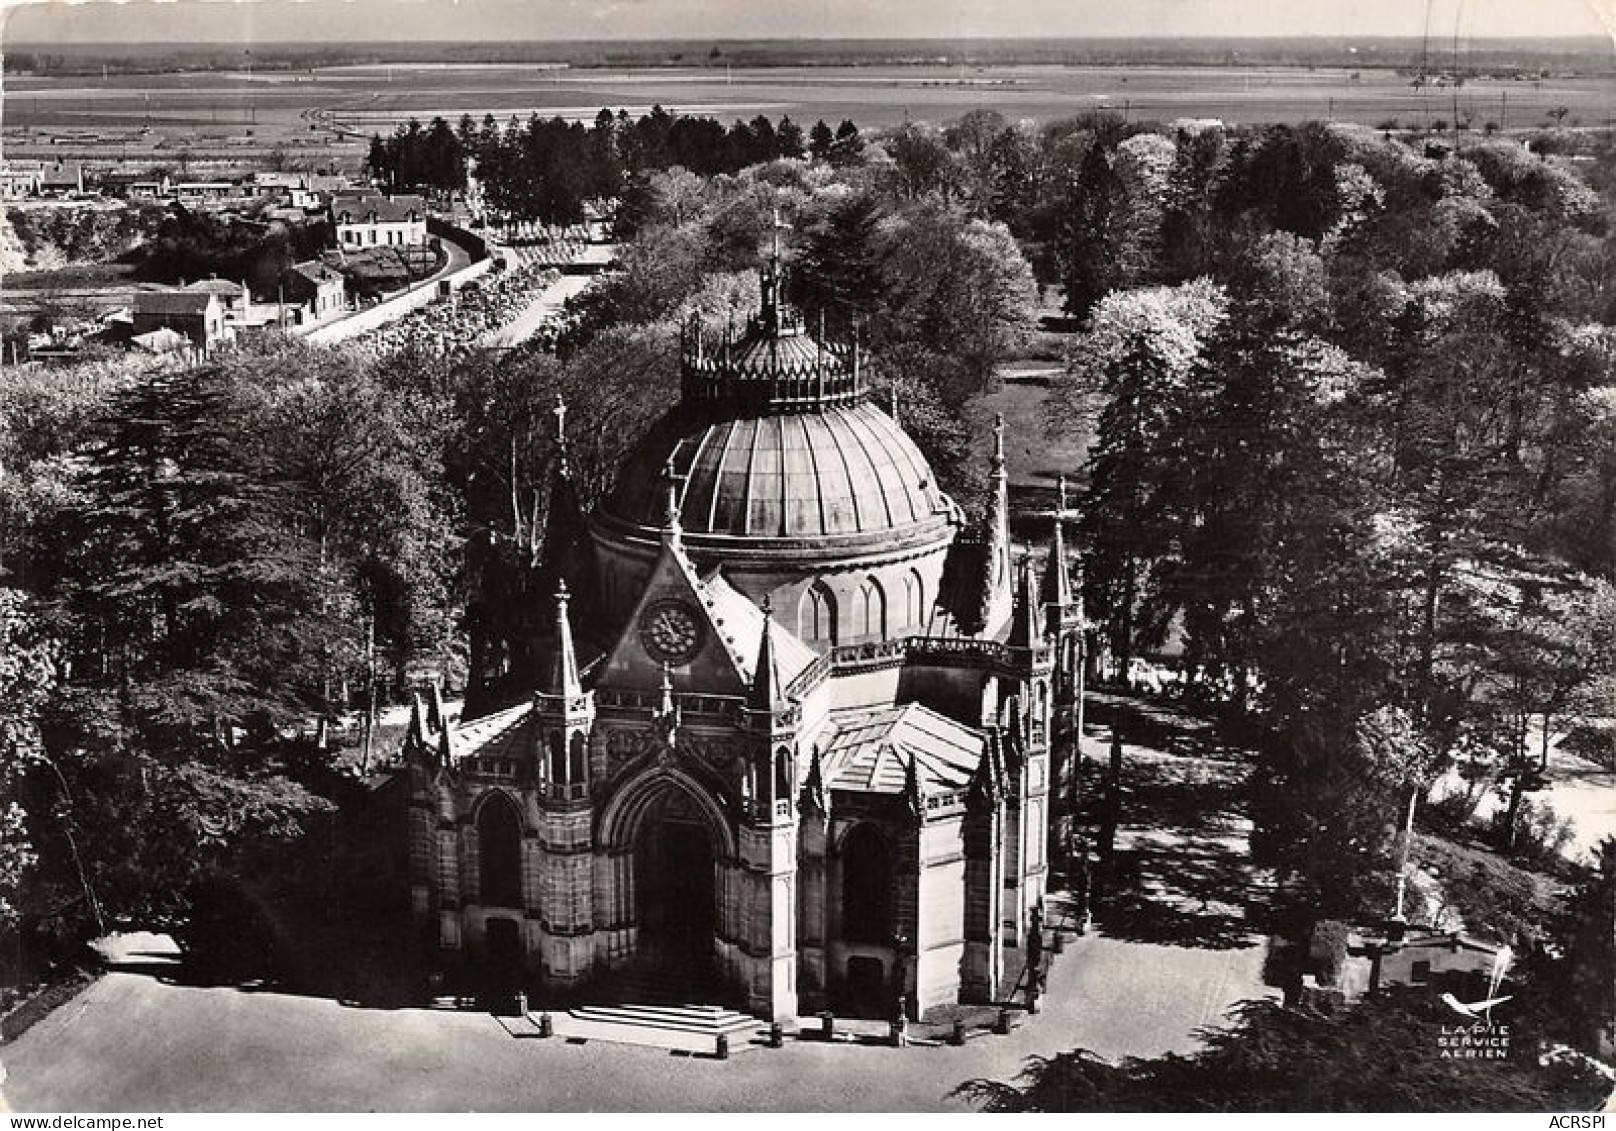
[331,192,426,225]
[817,702,983,794]
[133,290,218,317]
[182,278,245,296]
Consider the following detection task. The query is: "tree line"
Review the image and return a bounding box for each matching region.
[366,107,866,225]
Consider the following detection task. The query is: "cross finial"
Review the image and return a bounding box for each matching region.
[992,413,1006,469]
[553,394,567,444]
[1057,473,1068,514]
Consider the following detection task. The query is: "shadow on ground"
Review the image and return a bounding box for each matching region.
[1077,690,1275,951]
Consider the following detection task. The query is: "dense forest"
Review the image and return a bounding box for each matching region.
[2,106,1614,1097]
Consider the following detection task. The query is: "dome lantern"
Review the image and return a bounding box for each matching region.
[678,213,867,414]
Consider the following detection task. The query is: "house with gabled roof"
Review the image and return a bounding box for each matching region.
[131,288,228,350]
[330,191,427,249]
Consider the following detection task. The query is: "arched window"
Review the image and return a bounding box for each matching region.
[774,745,792,801]
[855,576,886,640]
[841,824,893,945]
[799,581,838,647]
[568,732,587,783]
[904,569,924,629]
[548,732,566,783]
[478,794,523,907]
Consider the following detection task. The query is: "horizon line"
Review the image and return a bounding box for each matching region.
[8,33,1613,47]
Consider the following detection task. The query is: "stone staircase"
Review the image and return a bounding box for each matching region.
[550,1002,763,1054]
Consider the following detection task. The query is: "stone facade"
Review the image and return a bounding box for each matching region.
[400,263,1084,1021]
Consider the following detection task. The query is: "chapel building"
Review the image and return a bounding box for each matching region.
[399,261,1085,1021]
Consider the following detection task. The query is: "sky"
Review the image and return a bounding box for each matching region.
[2,0,1612,46]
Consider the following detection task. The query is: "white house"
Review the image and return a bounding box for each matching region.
[330,191,427,249]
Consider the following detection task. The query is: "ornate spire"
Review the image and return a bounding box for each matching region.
[969,728,1003,809]
[543,580,582,698]
[406,690,428,749]
[436,715,455,768]
[902,747,926,819]
[426,682,447,734]
[748,596,782,716]
[676,205,872,413]
[985,413,1013,619]
[1040,514,1073,614]
[663,458,684,545]
[759,204,788,337]
[1008,549,1042,649]
[553,394,570,479]
[800,743,827,817]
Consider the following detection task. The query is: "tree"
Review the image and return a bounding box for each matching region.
[776,116,806,160]
[792,190,884,325]
[831,119,865,165]
[0,590,56,934]
[1051,280,1226,679]
[1056,139,1122,319]
[1526,837,1616,1056]
[1478,577,1616,853]
[46,364,334,754]
[808,119,835,161]
[882,122,961,202]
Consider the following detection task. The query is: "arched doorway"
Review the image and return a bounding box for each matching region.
[632,786,718,975]
[478,793,523,908]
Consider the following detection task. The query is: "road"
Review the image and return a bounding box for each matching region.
[479,244,618,349]
[0,692,1276,1112]
[479,272,594,349]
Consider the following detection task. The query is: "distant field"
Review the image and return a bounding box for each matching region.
[7,61,1616,166]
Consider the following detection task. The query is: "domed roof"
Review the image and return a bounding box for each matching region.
[596,253,956,556]
[602,399,952,543]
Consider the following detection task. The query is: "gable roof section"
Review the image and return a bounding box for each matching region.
[332,191,426,225]
[288,259,344,286]
[699,570,818,690]
[818,703,983,795]
[183,278,244,296]
[451,700,537,762]
[594,533,749,697]
[133,290,218,317]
